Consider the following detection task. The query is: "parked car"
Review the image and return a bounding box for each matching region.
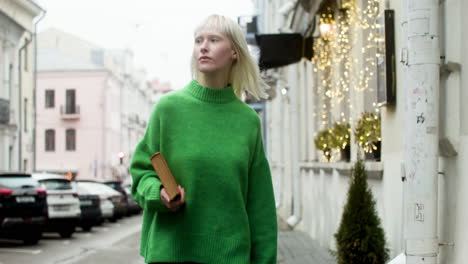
[103,181,129,216]
[0,172,48,245]
[32,173,81,238]
[72,182,102,231]
[74,181,123,222]
[123,185,141,215]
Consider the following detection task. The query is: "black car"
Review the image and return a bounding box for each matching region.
[122,185,141,215]
[103,181,129,217]
[73,183,102,231]
[0,173,48,244]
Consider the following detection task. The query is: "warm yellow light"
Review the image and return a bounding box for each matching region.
[319,22,335,40]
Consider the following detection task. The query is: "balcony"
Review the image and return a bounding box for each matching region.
[60,105,80,120]
[0,98,10,125]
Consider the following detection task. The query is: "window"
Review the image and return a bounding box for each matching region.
[8,64,13,98]
[45,90,55,108]
[24,38,29,72]
[65,89,76,114]
[8,145,13,170]
[66,129,76,151]
[24,98,28,132]
[40,179,72,190]
[45,129,55,151]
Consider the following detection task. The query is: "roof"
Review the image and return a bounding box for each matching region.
[31,172,69,181]
[0,172,31,177]
[75,181,121,197]
[38,48,106,72]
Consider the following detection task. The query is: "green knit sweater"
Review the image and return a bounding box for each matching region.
[130,80,277,264]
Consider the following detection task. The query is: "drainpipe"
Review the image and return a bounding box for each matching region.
[286,62,302,228]
[102,76,110,180]
[395,0,440,263]
[18,35,33,171]
[33,10,47,172]
[275,76,286,210]
[276,77,284,209]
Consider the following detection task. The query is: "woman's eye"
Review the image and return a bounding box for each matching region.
[210,38,219,42]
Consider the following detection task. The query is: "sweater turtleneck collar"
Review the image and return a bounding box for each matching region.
[185,80,237,104]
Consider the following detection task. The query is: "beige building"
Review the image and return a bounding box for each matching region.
[253,0,468,263]
[0,0,43,172]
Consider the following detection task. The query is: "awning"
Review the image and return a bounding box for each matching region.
[255,33,313,70]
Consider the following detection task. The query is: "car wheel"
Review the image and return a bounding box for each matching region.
[81,224,92,232]
[23,231,42,245]
[59,227,75,238]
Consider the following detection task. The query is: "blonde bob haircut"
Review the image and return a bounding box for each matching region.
[191,14,268,100]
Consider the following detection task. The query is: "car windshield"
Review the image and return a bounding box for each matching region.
[0,176,39,189]
[105,182,120,189]
[40,179,72,190]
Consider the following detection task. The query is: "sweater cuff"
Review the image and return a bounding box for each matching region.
[145,178,171,213]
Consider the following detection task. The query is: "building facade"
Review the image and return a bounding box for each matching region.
[253,0,468,263]
[36,29,153,181]
[0,0,43,172]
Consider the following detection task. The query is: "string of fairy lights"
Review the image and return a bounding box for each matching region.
[311,0,383,161]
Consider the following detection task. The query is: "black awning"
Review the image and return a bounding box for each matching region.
[255,33,313,70]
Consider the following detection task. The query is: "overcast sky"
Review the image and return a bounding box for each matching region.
[35,0,255,89]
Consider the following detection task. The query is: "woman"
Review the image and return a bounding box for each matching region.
[130,14,277,264]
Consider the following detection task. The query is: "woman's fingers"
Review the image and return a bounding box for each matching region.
[178,186,186,204]
[169,187,185,211]
[160,186,186,211]
[160,188,171,203]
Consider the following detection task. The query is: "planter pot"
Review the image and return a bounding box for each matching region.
[340,145,351,162]
[323,148,332,162]
[364,141,381,161]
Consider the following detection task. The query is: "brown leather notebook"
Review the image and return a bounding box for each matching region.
[150,152,180,201]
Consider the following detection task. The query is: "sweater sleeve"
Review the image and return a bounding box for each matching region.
[129,102,170,213]
[247,123,278,264]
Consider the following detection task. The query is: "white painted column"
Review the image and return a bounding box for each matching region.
[287,63,302,227]
[401,0,440,263]
[462,0,468,136]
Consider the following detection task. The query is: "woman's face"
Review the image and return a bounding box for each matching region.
[194,29,237,76]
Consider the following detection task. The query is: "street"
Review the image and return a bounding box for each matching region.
[0,214,334,264]
[0,215,144,264]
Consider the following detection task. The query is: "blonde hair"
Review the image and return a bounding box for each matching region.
[191,14,268,100]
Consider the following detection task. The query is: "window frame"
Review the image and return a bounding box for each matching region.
[65,128,76,151]
[45,129,55,152]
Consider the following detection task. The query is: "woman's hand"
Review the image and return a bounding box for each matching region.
[160,186,185,212]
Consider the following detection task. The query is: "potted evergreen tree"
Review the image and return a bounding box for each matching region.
[354,112,381,161]
[334,158,389,264]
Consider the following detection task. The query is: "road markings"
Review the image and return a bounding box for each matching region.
[0,248,42,254]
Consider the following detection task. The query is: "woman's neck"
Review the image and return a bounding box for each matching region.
[198,72,229,89]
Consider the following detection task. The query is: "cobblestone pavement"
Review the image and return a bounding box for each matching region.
[277,217,335,264]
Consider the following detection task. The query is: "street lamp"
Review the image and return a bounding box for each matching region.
[118,152,125,165]
[319,21,334,40]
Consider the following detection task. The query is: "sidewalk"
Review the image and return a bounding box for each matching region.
[277,217,335,264]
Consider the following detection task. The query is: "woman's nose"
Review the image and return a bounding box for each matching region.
[200,40,209,52]
[200,45,208,54]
